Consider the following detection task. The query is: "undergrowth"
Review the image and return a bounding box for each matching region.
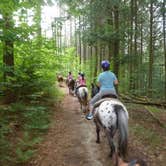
[0,85,63,165]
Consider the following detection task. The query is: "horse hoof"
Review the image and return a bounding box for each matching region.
[96,140,100,144]
[109,152,113,158]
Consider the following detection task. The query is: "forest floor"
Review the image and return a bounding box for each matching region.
[26,84,166,166]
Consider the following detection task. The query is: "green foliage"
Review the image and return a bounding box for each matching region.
[0,99,55,165]
[16,148,35,163]
[145,106,161,113]
[15,132,42,163]
[0,107,13,165]
[23,105,49,131]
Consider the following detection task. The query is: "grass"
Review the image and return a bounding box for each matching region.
[145,106,162,113]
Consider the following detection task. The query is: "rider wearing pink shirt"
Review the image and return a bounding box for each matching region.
[75,72,86,96]
[79,76,86,85]
[78,73,86,86]
[67,72,73,80]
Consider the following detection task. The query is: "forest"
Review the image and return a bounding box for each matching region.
[0,0,165,165]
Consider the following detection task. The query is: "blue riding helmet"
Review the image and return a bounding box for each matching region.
[101,60,110,68]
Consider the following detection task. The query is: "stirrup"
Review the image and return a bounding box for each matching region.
[86,113,93,120]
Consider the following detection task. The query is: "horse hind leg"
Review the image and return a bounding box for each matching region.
[106,128,116,158]
[94,118,100,143]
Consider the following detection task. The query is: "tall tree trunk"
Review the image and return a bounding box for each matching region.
[93,45,98,82]
[70,17,72,46]
[163,0,166,99]
[148,0,154,97]
[113,6,120,78]
[134,0,138,90]
[3,13,15,103]
[139,15,143,92]
[113,5,120,94]
[129,0,134,90]
[35,0,42,47]
[78,16,82,65]
[74,18,78,56]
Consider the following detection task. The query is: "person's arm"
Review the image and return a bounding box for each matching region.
[113,73,118,85]
[114,79,118,85]
[97,74,101,88]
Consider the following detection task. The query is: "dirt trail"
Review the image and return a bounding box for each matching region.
[28,86,112,166]
[27,85,166,166]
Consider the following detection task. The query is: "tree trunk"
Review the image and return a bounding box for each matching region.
[163,0,166,99]
[3,13,15,103]
[93,45,98,82]
[133,0,138,90]
[129,0,134,90]
[113,6,120,94]
[35,0,42,47]
[113,6,119,78]
[148,0,154,97]
[78,16,82,65]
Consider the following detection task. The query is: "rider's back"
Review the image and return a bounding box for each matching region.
[98,71,117,92]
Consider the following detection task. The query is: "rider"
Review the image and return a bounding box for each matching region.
[75,72,86,95]
[67,71,73,81]
[78,73,86,86]
[86,60,118,120]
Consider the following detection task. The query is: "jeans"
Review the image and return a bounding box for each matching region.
[89,90,117,107]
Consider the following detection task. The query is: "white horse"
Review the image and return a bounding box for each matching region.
[93,98,129,165]
[76,86,89,113]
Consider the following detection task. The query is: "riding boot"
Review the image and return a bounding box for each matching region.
[86,105,94,120]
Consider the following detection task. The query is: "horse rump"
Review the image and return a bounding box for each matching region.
[77,87,88,113]
[94,100,128,161]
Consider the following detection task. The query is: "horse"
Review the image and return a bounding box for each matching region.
[57,74,64,87]
[91,84,129,166]
[67,78,75,95]
[91,83,100,98]
[76,86,89,113]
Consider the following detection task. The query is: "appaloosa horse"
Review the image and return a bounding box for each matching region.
[91,84,129,166]
[76,86,89,113]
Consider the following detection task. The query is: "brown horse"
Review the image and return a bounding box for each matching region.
[57,74,64,87]
[66,78,75,95]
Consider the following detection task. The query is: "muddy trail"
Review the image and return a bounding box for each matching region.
[27,85,166,166]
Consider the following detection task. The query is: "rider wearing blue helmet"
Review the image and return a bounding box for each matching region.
[86,60,118,120]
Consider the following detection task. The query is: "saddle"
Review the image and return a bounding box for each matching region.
[101,94,117,99]
[94,97,118,109]
[76,85,87,89]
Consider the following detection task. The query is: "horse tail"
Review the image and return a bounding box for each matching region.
[114,105,128,158]
[82,88,88,101]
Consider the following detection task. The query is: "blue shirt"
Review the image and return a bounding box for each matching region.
[97,71,117,92]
